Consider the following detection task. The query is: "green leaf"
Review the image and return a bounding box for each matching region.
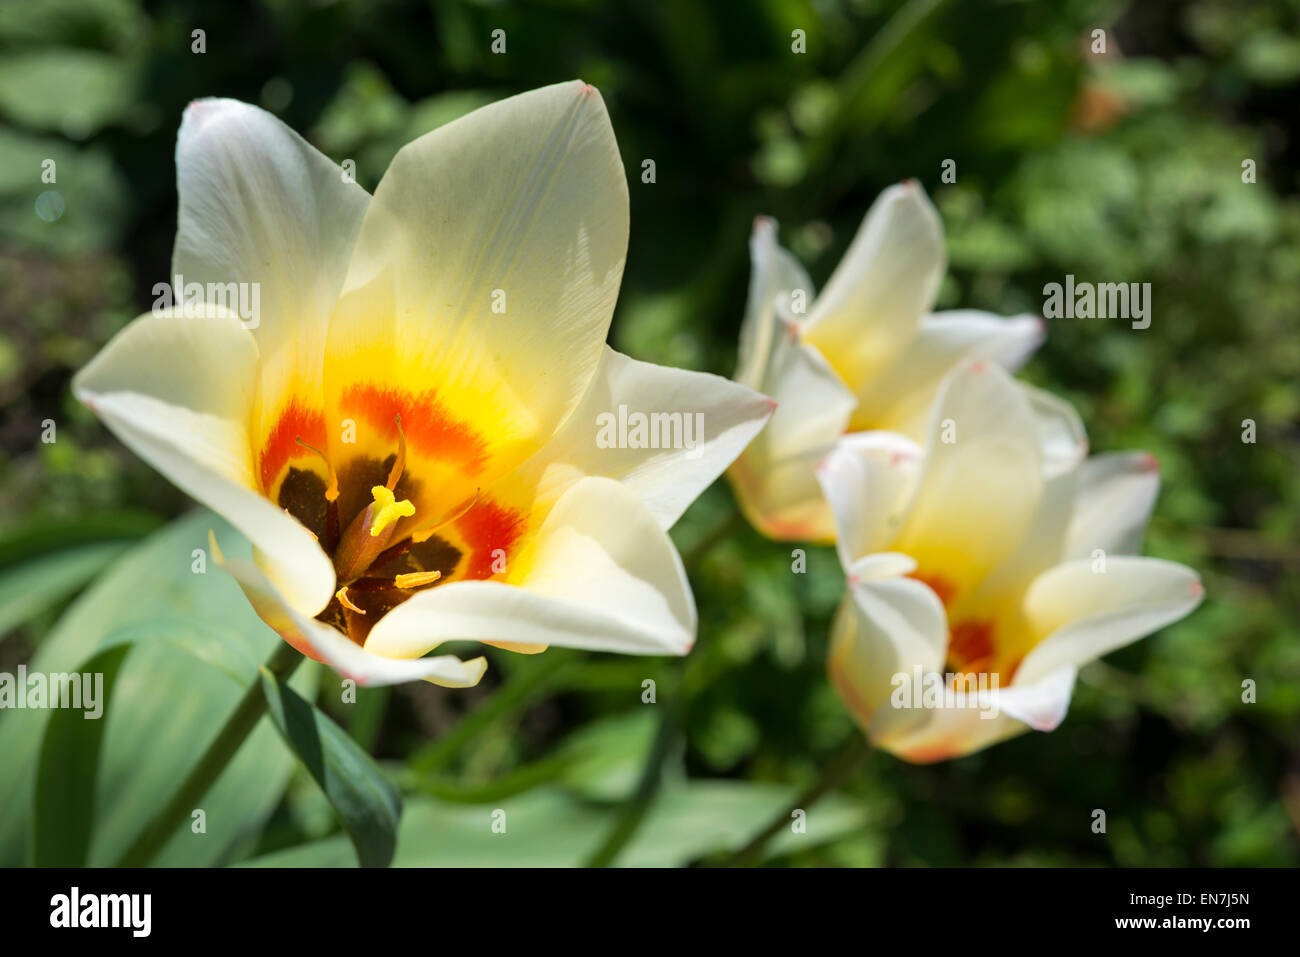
[0,541,130,638]
[0,509,159,569]
[557,709,658,801]
[258,670,401,868]
[0,511,316,867]
[241,782,869,868]
[32,643,131,866]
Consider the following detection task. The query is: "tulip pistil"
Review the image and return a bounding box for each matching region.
[368,485,416,537]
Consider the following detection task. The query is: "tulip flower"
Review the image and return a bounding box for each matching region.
[729,182,1044,541]
[815,360,1203,762]
[75,82,773,688]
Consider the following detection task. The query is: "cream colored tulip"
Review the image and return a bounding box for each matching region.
[729,182,1043,541]
[816,360,1203,762]
[75,83,773,687]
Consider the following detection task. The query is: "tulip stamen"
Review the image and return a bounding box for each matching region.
[394,570,442,589]
[336,585,365,615]
[410,488,480,543]
[386,413,407,491]
[295,435,341,550]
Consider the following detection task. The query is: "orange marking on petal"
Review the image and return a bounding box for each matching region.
[456,498,526,580]
[908,571,957,608]
[339,384,490,475]
[948,619,995,671]
[260,402,326,491]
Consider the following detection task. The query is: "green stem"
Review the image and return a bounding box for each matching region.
[720,734,872,867]
[115,639,303,867]
[583,697,679,867]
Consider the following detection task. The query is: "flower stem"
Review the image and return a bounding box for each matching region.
[115,639,303,867]
[583,692,680,867]
[720,734,872,867]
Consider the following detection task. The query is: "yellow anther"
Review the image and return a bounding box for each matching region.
[368,485,415,537]
[336,586,365,615]
[394,570,442,589]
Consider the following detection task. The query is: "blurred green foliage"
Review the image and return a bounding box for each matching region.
[1,0,1297,866]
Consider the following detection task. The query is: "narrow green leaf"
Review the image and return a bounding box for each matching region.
[258,669,401,868]
[0,541,129,638]
[32,642,131,866]
[0,510,160,570]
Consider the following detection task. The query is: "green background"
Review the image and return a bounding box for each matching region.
[1,0,1298,866]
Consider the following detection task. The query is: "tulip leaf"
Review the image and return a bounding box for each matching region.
[0,541,130,638]
[258,669,401,868]
[241,782,869,868]
[31,642,131,866]
[0,511,316,867]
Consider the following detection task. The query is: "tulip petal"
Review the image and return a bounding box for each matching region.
[214,542,487,688]
[1016,556,1204,685]
[322,81,629,517]
[173,97,370,449]
[1064,452,1161,559]
[728,327,856,542]
[504,347,773,531]
[828,569,948,730]
[847,310,1044,437]
[364,477,695,659]
[893,362,1044,606]
[997,666,1077,731]
[1024,383,1089,480]
[735,216,815,390]
[815,431,924,568]
[802,182,945,391]
[73,309,336,617]
[873,705,1028,764]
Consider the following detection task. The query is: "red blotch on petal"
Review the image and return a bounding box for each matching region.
[340,384,490,475]
[259,401,326,491]
[456,498,526,580]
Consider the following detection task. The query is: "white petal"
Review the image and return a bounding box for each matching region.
[365,477,695,659]
[815,431,923,568]
[213,540,486,688]
[73,309,336,617]
[173,97,370,438]
[958,389,1086,608]
[323,81,628,494]
[848,310,1044,437]
[728,327,856,541]
[827,568,948,730]
[510,347,774,530]
[997,666,1077,731]
[1016,556,1204,685]
[735,216,815,390]
[873,706,1028,763]
[1064,452,1161,559]
[1023,383,1088,480]
[802,181,945,390]
[892,362,1044,605]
